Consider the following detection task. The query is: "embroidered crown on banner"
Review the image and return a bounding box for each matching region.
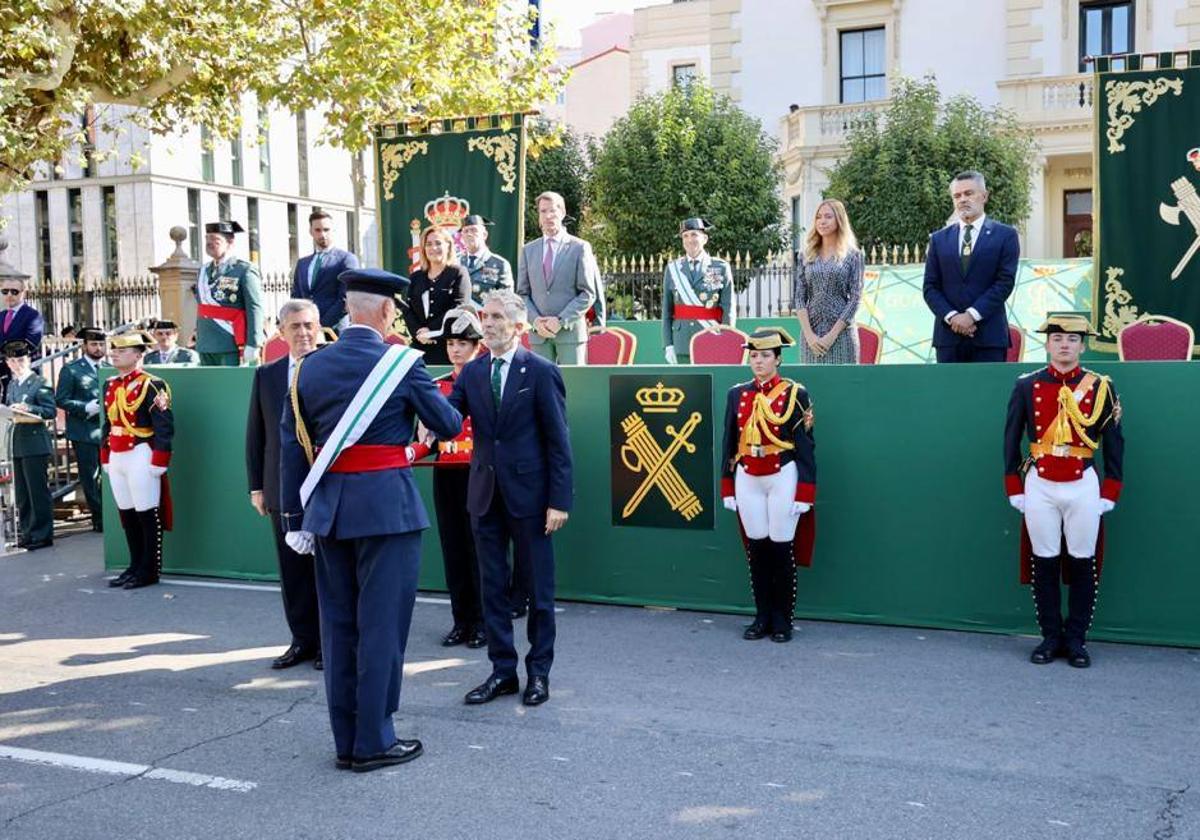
[425,193,470,228]
[636,382,686,414]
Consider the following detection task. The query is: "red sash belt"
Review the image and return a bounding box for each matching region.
[107,435,149,453]
[196,303,248,348]
[674,304,724,321]
[327,444,411,473]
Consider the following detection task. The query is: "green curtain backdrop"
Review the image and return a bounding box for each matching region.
[1096,61,1200,352]
[375,115,527,273]
[105,361,1200,648]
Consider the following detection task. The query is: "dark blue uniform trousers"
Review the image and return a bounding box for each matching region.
[473,492,556,680]
[314,531,420,759]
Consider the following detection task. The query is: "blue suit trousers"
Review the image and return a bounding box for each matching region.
[314,531,420,758]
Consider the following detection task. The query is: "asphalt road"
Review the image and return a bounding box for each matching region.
[0,533,1196,840]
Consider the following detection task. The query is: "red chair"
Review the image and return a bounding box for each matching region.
[856,323,883,365]
[587,326,637,365]
[689,326,748,365]
[262,333,288,363]
[520,332,531,350]
[1117,314,1195,361]
[1006,324,1025,363]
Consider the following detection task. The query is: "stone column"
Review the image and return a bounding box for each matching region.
[149,227,200,342]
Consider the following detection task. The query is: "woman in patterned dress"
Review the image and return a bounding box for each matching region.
[794,199,864,365]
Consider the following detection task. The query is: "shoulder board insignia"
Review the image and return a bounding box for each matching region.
[1017,369,1039,380]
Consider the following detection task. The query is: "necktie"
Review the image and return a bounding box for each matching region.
[491,357,504,408]
[961,223,974,273]
[3,309,13,333]
[310,252,324,290]
[466,254,477,270]
[542,239,554,281]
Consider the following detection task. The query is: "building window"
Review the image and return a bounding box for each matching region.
[287,203,299,265]
[839,27,886,103]
[296,111,309,198]
[231,133,244,187]
[347,211,359,257]
[101,186,118,277]
[67,188,84,282]
[1080,1,1133,71]
[247,197,260,264]
[201,126,215,183]
[258,106,272,191]
[672,63,697,89]
[34,192,50,284]
[218,191,231,221]
[187,188,202,261]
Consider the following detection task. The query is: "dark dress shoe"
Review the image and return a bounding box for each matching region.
[770,628,793,643]
[271,644,316,670]
[335,755,351,770]
[464,674,519,705]
[313,653,323,671]
[441,626,468,647]
[522,675,550,706]
[1067,645,1091,668]
[1029,638,1062,665]
[122,576,158,589]
[351,739,423,773]
[743,619,769,640]
[465,626,488,649]
[25,540,53,551]
[108,570,134,588]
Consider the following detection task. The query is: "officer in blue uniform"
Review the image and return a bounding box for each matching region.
[279,268,462,773]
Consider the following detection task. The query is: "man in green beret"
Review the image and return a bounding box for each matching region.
[195,220,264,367]
[55,327,107,531]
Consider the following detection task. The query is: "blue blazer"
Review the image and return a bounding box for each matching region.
[447,346,573,519]
[291,248,360,328]
[279,327,462,539]
[0,304,44,352]
[922,218,1019,349]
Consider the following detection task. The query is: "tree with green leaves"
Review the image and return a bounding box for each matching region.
[823,76,1039,248]
[587,81,786,261]
[524,124,589,241]
[0,0,561,195]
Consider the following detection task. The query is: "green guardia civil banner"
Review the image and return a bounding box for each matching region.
[1095,59,1200,352]
[374,114,527,274]
[609,374,714,530]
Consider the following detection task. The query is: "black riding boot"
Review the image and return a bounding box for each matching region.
[1029,555,1064,664]
[109,508,142,588]
[125,508,163,589]
[743,538,771,640]
[1064,556,1098,668]
[769,540,796,643]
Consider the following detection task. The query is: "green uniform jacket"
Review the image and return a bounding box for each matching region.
[195,258,264,354]
[6,372,56,457]
[661,254,735,357]
[144,347,200,366]
[465,249,515,306]
[54,357,102,444]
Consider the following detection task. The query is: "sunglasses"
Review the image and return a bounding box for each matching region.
[0,289,22,296]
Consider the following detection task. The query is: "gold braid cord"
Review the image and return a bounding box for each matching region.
[290,356,315,466]
[739,381,800,451]
[108,373,154,438]
[1051,377,1111,450]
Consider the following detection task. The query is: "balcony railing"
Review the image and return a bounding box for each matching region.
[996,73,1094,125]
[783,101,888,151]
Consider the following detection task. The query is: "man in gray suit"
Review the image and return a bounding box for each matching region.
[516,191,602,365]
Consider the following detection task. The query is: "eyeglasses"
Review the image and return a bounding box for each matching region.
[0,289,22,296]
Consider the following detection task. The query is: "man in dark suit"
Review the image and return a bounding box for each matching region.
[0,277,44,399]
[922,170,1020,363]
[246,299,323,671]
[279,269,461,772]
[446,289,574,708]
[291,210,361,332]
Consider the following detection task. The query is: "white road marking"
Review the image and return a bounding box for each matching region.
[0,745,256,792]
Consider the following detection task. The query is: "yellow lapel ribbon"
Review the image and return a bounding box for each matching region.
[1049,374,1109,451]
[108,373,156,438]
[739,380,800,451]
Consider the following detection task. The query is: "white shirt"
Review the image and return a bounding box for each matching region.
[12,369,33,386]
[945,213,986,324]
[490,342,519,398]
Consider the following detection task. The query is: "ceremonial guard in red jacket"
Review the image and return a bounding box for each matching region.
[102,332,174,589]
[408,308,487,649]
[720,328,816,643]
[1004,315,1124,668]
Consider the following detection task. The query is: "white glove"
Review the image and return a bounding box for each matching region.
[285,530,315,555]
[790,502,811,516]
[242,346,259,364]
[722,496,737,512]
[148,465,167,478]
[664,346,677,365]
[1099,498,1115,514]
[404,445,416,461]
[1009,494,1025,513]
[85,399,100,417]
[101,463,110,474]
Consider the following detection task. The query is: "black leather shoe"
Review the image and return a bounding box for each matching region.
[122,576,158,589]
[510,604,528,619]
[25,540,53,551]
[743,619,769,640]
[1067,645,1091,668]
[441,626,468,647]
[351,739,423,773]
[464,674,519,705]
[108,570,134,588]
[1030,638,1062,665]
[770,628,793,643]
[523,675,550,706]
[313,652,323,671]
[465,626,488,649]
[271,644,316,670]
[335,755,351,770]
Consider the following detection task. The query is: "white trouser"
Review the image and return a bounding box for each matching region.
[1024,468,1101,558]
[107,443,161,512]
[735,461,801,542]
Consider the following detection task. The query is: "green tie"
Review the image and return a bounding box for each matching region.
[491,357,504,408]
[961,223,974,273]
[310,252,324,290]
